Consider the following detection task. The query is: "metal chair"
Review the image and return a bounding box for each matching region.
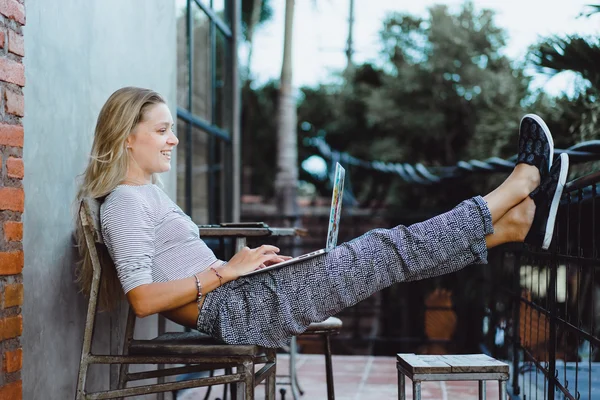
[75,198,277,399]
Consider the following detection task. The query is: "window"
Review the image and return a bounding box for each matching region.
[176,0,239,224]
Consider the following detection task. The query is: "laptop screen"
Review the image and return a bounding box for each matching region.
[325,163,345,251]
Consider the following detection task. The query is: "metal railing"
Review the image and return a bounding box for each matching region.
[486,171,600,400]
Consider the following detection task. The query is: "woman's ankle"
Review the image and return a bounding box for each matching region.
[512,164,540,194]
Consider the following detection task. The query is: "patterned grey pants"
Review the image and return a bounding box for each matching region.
[197,196,493,348]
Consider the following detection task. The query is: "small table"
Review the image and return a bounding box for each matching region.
[198,226,300,252]
[396,353,508,400]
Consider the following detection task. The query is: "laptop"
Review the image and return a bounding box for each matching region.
[242,163,345,276]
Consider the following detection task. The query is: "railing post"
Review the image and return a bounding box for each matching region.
[511,250,521,397]
[547,239,558,400]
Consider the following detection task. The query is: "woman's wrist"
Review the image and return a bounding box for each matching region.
[215,261,236,283]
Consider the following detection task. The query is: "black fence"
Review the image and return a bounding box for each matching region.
[484,171,600,400]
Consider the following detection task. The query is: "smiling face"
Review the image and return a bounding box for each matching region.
[125,103,178,183]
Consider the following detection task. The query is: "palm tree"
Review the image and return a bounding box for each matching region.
[581,4,600,17]
[532,36,600,89]
[244,0,265,73]
[275,0,298,222]
[531,5,600,141]
[532,4,600,85]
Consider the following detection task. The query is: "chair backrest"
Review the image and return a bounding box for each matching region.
[78,198,143,394]
[78,198,136,359]
[80,197,103,244]
[79,197,121,297]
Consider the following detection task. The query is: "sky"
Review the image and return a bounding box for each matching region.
[246,0,600,96]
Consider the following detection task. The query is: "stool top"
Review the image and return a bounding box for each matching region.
[304,316,343,333]
[397,353,508,375]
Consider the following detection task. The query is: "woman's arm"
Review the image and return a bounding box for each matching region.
[127,245,286,318]
[126,261,223,318]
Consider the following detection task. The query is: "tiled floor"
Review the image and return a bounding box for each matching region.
[178,354,507,400]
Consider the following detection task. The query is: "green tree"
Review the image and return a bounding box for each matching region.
[370,3,529,165]
[298,2,531,212]
[241,81,279,197]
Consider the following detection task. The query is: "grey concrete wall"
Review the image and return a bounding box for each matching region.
[22,1,177,398]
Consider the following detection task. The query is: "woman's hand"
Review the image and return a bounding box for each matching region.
[218,245,289,281]
[263,254,292,266]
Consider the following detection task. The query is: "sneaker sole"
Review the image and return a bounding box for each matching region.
[542,153,569,250]
[521,113,555,172]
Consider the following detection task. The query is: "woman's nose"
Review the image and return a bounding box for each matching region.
[168,131,179,146]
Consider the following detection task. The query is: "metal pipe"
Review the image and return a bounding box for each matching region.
[185,0,193,217]
[230,0,241,222]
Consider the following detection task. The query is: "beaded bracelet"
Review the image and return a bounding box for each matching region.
[193,273,203,311]
[210,266,224,286]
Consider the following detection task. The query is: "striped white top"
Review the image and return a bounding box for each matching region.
[101,184,220,294]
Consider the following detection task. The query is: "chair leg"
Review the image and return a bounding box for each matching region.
[200,369,214,400]
[234,360,255,400]
[265,350,277,400]
[75,360,89,400]
[265,364,276,400]
[479,381,486,400]
[289,337,302,400]
[117,362,129,389]
[157,372,165,400]
[235,364,245,400]
[412,381,421,400]
[499,380,507,400]
[245,360,255,400]
[398,373,406,400]
[323,334,335,400]
[223,367,231,400]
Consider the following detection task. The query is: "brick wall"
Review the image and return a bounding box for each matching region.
[0,0,24,399]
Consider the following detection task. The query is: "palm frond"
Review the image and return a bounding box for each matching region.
[531,36,600,88]
[579,4,600,17]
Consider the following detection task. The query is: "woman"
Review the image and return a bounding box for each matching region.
[76,87,568,348]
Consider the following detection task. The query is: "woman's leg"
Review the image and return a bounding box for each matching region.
[198,195,498,347]
[198,164,543,347]
[486,112,555,224]
[197,114,554,347]
[484,163,539,225]
[486,196,535,249]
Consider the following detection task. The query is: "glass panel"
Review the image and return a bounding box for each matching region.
[215,140,227,222]
[190,125,212,224]
[176,4,189,109]
[191,3,213,122]
[175,0,187,14]
[176,119,189,211]
[215,28,231,132]
[210,0,226,22]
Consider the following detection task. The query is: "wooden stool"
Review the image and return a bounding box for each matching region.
[396,353,508,400]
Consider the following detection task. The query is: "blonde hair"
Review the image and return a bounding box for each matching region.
[75,87,166,310]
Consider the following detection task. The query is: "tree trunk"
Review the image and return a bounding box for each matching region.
[275,0,298,224]
[245,0,263,73]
